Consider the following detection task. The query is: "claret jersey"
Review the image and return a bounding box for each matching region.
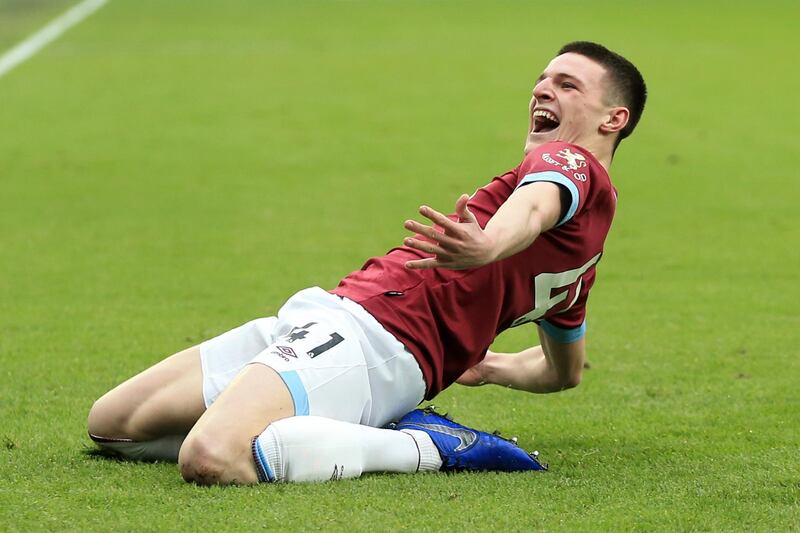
[332,141,617,398]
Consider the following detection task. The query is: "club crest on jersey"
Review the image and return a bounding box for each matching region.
[556,148,587,170]
[542,148,588,174]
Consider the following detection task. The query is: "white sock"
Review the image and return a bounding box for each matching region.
[399,429,443,472]
[252,416,442,483]
[89,434,184,462]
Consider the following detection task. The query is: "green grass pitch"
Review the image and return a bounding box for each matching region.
[1,0,798,530]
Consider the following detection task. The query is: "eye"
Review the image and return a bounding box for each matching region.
[562,82,576,90]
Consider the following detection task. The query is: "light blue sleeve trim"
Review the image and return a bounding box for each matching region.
[518,171,580,226]
[539,319,586,343]
[279,370,309,416]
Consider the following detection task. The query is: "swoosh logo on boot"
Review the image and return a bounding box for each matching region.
[403,423,477,452]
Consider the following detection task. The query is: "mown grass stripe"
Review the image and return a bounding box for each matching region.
[0,0,108,79]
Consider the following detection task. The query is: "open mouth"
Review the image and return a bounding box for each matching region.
[531,109,560,133]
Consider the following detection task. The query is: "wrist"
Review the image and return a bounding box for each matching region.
[482,232,502,265]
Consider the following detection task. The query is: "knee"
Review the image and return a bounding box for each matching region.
[87,393,130,440]
[179,433,252,486]
[178,435,221,484]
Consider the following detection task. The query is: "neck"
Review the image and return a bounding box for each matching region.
[581,139,614,171]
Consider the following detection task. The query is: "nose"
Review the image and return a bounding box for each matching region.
[533,78,554,102]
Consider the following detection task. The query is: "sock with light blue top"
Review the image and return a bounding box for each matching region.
[250,416,440,483]
[251,433,278,482]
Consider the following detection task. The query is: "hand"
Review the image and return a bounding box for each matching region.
[403,194,495,270]
[455,363,488,386]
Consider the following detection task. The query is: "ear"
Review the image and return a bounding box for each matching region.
[599,106,629,135]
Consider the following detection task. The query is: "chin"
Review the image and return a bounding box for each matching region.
[524,132,555,153]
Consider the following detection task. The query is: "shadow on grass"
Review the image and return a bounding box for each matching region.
[82,446,133,461]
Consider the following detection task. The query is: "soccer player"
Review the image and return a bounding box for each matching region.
[88,41,646,484]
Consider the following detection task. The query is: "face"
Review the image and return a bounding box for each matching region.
[525,52,617,153]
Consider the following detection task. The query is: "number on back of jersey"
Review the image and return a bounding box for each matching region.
[510,253,601,327]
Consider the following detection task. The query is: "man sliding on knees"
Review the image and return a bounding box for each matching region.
[88,42,646,484]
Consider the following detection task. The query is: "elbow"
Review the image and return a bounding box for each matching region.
[558,371,582,391]
[535,370,581,393]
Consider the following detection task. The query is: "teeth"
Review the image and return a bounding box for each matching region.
[533,110,559,124]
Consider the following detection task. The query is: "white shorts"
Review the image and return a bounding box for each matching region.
[199,287,426,428]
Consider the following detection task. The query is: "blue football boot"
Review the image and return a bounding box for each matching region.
[392,407,547,472]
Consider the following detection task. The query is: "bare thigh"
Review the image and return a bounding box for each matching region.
[88,346,206,441]
[178,362,294,485]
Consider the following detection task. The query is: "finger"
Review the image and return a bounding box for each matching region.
[405,258,442,270]
[403,237,449,257]
[403,220,460,248]
[455,194,477,224]
[418,205,461,233]
[454,194,468,218]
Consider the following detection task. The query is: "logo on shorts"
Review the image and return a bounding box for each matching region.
[270,345,299,362]
[275,346,297,358]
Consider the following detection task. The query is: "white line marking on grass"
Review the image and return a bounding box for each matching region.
[0,0,109,79]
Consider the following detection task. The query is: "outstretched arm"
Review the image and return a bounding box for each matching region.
[457,325,585,393]
[403,181,562,270]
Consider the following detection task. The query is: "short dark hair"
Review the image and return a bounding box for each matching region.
[557,41,647,149]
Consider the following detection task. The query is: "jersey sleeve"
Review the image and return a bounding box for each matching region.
[514,142,594,227]
[539,318,586,343]
[537,296,587,343]
[536,296,587,343]
[536,264,597,343]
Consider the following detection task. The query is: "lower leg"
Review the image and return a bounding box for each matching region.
[175,363,438,485]
[88,346,206,461]
[89,434,185,462]
[253,416,442,483]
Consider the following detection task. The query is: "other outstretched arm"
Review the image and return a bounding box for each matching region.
[456,326,585,393]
